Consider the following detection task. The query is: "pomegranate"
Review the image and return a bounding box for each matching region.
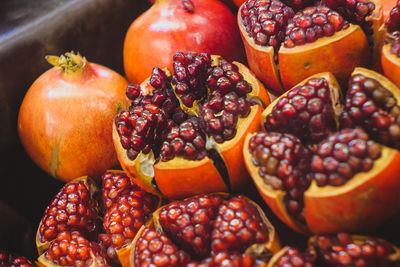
[123,0,246,84]
[269,233,400,266]
[36,171,160,266]
[131,193,280,266]
[381,0,400,87]
[238,0,383,93]
[0,251,35,267]
[244,70,400,234]
[18,52,129,182]
[113,52,270,199]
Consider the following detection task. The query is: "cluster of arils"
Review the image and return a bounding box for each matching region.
[238,0,381,92]
[132,193,280,266]
[36,171,160,267]
[270,233,400,266]
[113,51,270,199]
[244,68,400,234]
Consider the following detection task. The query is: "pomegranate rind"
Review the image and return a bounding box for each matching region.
[279,25,370,90]
[246,72,342,234]
[304,67,400,233]
[114,56,269,199]
[237,7,283,93]
[18,60,129,183]
[233,61,271,106]
[35,176,98,256]
[305,146,400,233]
[369,0,385,61]
[308,234,400,263]
[112,122,159,196]
[139,193,280,264]
[154,157,225,199]
[243,133,308,234]
[37,249,106,267]
[381,42,400,88]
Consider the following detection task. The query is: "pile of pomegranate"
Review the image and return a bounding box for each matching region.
[36,171,160,266]
[113,51,270,199]
[11,0,400,266]
[244,68,400,234]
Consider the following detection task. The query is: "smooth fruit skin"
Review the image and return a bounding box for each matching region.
[123,0,245,84]
[279,25,370,90]
[18,61,129,182]
[381,42,400,88]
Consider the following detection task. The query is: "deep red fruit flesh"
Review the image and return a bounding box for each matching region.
[38,180,98,243]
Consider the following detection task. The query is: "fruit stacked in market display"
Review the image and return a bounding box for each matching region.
[238,0,383,93]
[244,68,400,234]
[132,193,280,266]
[36,171,160,266]
[113,51,270,199]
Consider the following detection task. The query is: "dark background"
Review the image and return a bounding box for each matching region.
[0,0,151,258]
[0,0,399,262]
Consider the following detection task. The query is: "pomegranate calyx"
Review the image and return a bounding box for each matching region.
[45,51,87,73]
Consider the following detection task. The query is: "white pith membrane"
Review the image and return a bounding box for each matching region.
[114,53,268,196]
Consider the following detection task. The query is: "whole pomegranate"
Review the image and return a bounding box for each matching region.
[18,52,129,182]
[123,0,246,84]
[114,52,270,199]
[244,69,400,234]
[36,171,160,266]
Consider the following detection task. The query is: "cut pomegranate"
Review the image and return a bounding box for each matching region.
[132,193,280,266]
[244,70,400,234]
[113,52,270,199]
[263,76,340,142]
[37,178,99,246]
[0,251,35,267]
[281,0,317,10]
[271,247,316,267]
[344,68,400,149]
[311,233,400,266]
[249,132,312,223]
[381,0,400,88]
[36,172,160,267]
[270,233,400,267]
[238,0,381,92]
[158,194,224,259]
[284,5,350,48]
[42,231,105,267]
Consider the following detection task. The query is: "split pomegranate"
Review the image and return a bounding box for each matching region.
[238,0,383,93]
[381,0,400,87]
[123,0,246,84]
[18,52,129,182]
[244,70,400,234]
[131,193,280,266]
[113,52,270,199]
[36,171,160,267]
[269,233,400,266]
[0,251,35,267]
